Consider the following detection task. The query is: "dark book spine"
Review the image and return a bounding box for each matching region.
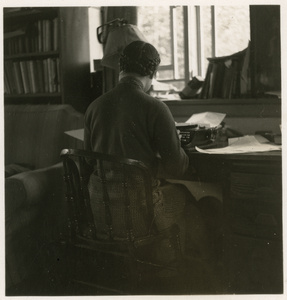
[5,61,17,94]
[13,61,24,94]
[19,60,31,94]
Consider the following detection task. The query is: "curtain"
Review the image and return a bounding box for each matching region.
[102,7,138,93]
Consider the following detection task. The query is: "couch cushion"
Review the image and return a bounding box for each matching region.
[5,105,84,169]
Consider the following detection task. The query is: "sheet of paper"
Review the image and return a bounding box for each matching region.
[64,128,84,141]
[185,112,226,128]
[195,135,281,154]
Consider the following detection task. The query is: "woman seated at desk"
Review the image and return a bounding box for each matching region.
[84,41,221,271]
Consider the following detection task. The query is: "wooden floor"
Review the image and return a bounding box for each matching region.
[6,248,225,296]
[6,233,226,297]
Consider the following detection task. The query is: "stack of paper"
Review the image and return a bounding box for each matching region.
[196,135,281,154]
[186,111,226,128]
[178,111,226,128]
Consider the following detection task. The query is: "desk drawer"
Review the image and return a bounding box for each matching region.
[228,210,281,239]
[228,172,282,238]
[230,172,281,200]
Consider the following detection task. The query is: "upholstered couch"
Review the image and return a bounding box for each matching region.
[5,104,84,291]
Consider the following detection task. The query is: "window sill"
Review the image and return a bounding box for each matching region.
[162,97,281,105]
[162,97,281,119]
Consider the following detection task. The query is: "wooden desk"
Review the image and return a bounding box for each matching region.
[186,150,283,294]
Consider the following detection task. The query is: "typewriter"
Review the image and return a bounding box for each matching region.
[176,123,221,151]
[176,112,227,151]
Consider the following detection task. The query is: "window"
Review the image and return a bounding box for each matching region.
[137,6,250,91]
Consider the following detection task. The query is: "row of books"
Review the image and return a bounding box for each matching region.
[4,17,59,55]
[199,44,250,99]
[4,58,61,95]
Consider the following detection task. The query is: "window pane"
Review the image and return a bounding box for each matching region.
[201,6,212,75]
[175,6,185,79]
[215,6,250,56]
[158,69,173,80]
[137,6,171,66]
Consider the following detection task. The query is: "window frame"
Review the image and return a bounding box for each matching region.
[153,5,215,87]
[156,6,182,82]
[152,5,250,88]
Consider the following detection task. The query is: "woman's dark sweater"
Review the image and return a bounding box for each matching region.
[84,76,189,178]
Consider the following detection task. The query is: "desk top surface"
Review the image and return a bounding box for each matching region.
[186,150,282,161]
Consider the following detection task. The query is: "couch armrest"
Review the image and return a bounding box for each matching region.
[5,162,68,290]
[5,162,68,241]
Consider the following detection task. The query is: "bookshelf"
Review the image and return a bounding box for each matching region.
[199,47,249,100]
[4,7,92,112]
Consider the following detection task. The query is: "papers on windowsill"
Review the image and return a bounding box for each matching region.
[65,128,84,141]
[195,135,281,154]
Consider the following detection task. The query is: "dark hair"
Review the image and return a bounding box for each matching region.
[120,40,161,77]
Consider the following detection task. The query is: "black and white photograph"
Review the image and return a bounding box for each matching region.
[1,0,286,298]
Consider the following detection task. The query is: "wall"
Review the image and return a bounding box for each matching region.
[164,98,281,135]
[88,7,103,72]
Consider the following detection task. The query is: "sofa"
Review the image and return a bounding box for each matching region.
[5,104,84,292]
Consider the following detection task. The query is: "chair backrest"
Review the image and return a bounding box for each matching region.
[60,149,156,243]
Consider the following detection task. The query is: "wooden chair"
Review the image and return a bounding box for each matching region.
[60,148,186,295]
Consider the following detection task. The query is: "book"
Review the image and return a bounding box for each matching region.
[44,19,52,52]
[56,58,61,92]
[51,58,57,92]
[53,18,59,51]
[231,60,240,98]
[24,36,31,54]
[37,20,43,52]
[213,61,225,98]
[19,60,31,94]
[199,62,213,99]
[47,58,57,93]
[5,61,17,94]
[4,78,9,94]
[13,61,24,94]
[201,47,248,100]
[26,60,36,93]
[221,61,235,99]
[6,37,14,55]
[4,68,11,94]
[18,36,24,53]
[208,62,223,98]
[30,60,40,93]
[47,58,52,92]
[208,64,215,99]
[43,59,49,92]
[42,20,46,51]
[36,60,45,93]
[240,41,250,95]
